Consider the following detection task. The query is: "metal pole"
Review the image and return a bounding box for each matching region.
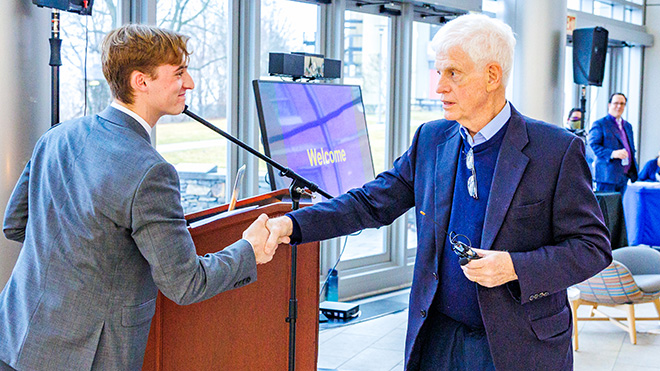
[49,10,62,126]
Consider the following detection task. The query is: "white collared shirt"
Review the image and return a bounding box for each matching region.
[110,101,153,139]
[459,101,511,148]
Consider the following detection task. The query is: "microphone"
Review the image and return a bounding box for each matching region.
[419,211,481,265]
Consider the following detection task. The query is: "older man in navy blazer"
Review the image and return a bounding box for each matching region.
[588,93,639,192]
[266,14,610,370]
[0,25,282,370]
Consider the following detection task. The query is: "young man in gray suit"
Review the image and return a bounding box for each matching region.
[0,24,284,370]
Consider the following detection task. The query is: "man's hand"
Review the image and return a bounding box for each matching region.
[461,249,518,288]
[242,214,276,264]
[265,216,293,252]
[612,148,629,160]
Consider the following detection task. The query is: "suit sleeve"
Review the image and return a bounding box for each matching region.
[587,120,613,161]
[290,126,420,243]
[130,162,257,306]
[3,160,31,243]
[509,137,612,302]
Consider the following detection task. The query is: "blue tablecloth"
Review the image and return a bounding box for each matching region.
[623,182,660,246]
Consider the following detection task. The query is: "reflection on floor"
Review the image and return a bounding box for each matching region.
[318,289,660,371]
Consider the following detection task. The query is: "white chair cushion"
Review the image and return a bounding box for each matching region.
[633,274,660,293]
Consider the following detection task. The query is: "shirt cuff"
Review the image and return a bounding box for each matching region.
[285,214,302,244]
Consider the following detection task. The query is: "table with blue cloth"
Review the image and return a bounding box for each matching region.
[623,181,660,246]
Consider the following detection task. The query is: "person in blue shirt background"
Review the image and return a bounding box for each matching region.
[566,108,595,176]
[639,150,660,182]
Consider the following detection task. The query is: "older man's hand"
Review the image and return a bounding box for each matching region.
[461,248,518,288]
[242,213,277,264]
[265,216,293,253]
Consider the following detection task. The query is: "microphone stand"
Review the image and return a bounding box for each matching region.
[49,9,62,126]
[182,106,332,371]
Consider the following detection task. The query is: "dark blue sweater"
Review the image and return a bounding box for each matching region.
[435,124,507,328]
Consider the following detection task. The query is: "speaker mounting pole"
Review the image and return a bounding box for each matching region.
[580,85,587,124]
[49,9,62,126]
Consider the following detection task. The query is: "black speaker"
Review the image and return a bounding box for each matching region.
[572,27,608,86]
[32,0,94,15]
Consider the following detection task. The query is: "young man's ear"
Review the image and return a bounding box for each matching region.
[129,70,149,94]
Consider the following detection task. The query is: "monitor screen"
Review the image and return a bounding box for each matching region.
[253,80,375,199]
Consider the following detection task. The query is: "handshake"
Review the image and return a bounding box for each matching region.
[241,214,295,264]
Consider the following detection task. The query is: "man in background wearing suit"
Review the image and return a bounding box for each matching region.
[588,93,639,192]
[0,24,282,370]
[265,14,611,370]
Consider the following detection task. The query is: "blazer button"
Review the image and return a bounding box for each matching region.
[432,272,438,280]
[420,310,427,318]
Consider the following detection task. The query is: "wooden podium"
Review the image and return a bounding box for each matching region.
[142,190,320,370]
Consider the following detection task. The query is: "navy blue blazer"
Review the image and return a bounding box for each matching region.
[588,115,638,184]
[639,157,660,181]
[291,106,611,370]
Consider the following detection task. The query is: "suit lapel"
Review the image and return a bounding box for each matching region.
[604,116,625,147]
[434,124,461,257]
[624,121,635,152]
[481,107,529,251]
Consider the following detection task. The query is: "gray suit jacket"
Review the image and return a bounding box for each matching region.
[1,106,257,370]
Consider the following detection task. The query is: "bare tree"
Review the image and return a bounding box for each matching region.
[58,0,300,123]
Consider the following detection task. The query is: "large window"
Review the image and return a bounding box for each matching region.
[344,11,389,175]
[260,0,318,77]
[406,20,444,252]
[340,10,390,261]
[155,0,229,213]
[410,21,443,141]
[258,0,319,194]
[60,1,119,122]
[569,0,644,25]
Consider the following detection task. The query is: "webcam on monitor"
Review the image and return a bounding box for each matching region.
[33,0,94,15]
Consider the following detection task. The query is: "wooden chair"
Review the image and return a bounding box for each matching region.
[570,246,660,350]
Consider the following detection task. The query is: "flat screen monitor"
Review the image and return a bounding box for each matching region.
[253,80,375,199]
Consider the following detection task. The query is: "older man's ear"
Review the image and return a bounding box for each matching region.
[485,63,503,93]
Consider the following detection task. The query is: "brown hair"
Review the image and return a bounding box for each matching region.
[101,24,191,104]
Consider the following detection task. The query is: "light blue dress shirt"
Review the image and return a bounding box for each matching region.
[459,101,511,148]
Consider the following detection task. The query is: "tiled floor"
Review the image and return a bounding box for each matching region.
[318,290,660,371]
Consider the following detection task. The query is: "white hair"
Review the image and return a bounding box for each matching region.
[431,14,516,86]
